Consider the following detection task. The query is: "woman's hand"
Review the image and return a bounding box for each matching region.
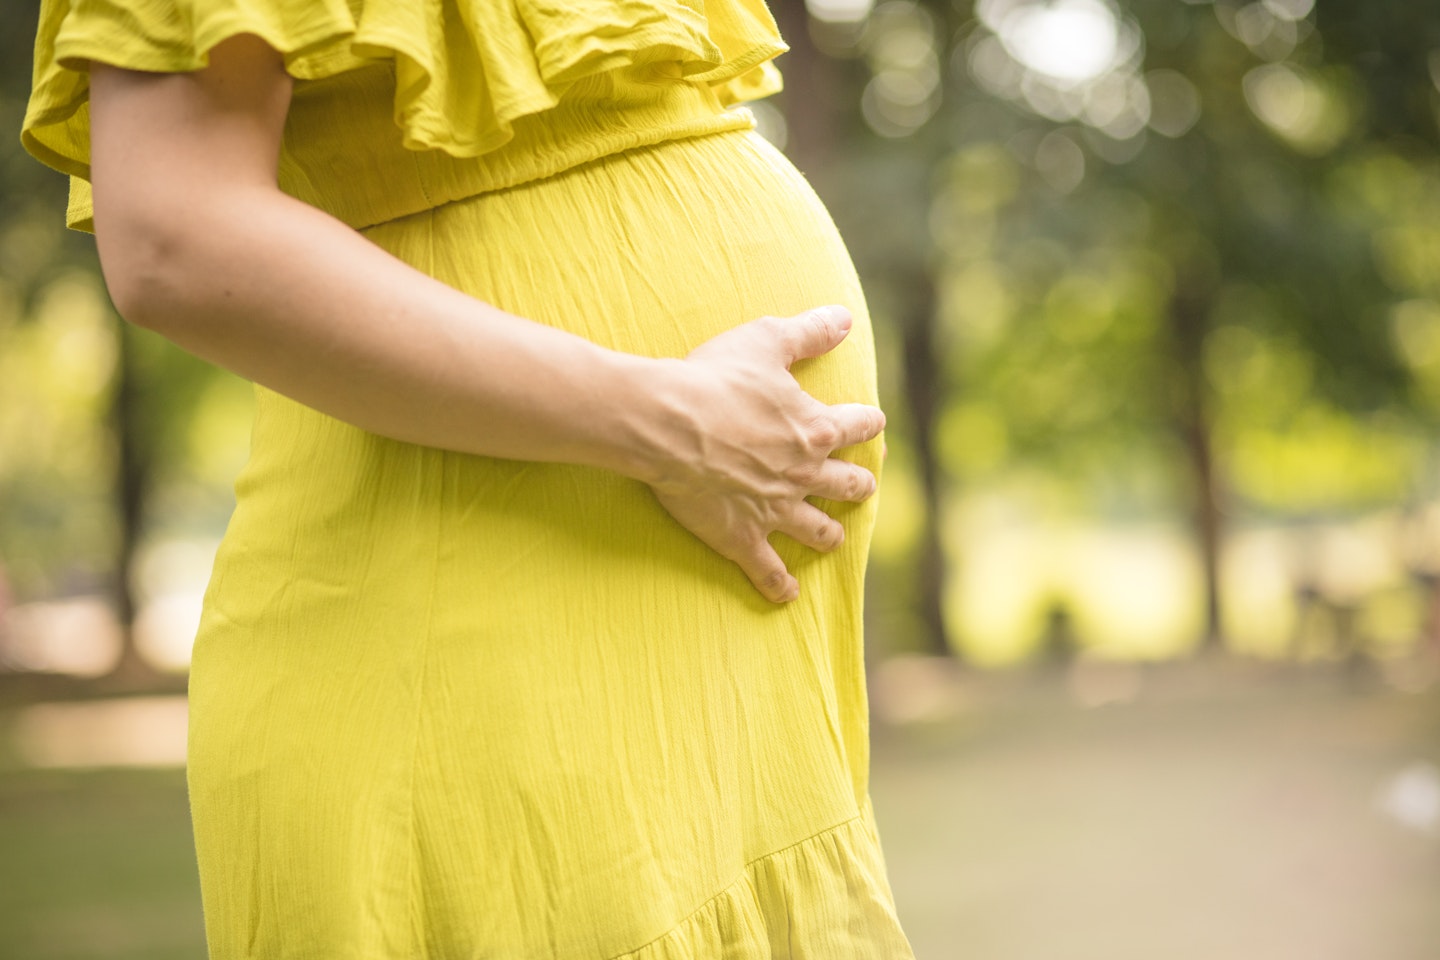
[642,305,884,603]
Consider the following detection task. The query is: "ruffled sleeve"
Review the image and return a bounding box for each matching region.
[21,0,788,232]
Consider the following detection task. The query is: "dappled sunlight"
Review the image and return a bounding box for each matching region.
[805,0,875,24]
[1390,299,1440,370]
[132,537,218,671]
[0,271,116,600]
[1,537,216,676]
[967,0,1152,146]
[10,695,188,768]
[1376,761,1440,836]
[1242,61,1353,155]
[859,2,944,136]
[862,456,1440,665]
[1,597,120,677]
[134,594,204,673]
[1221,527,1301,654]
[944,506,1203,663]
[985,0,1125,85]
[2,591,206,677]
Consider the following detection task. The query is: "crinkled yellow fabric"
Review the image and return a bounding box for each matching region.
[23,0,786,230]
[22,1,916,957]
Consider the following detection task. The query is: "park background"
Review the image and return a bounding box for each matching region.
[2,0,1439,956]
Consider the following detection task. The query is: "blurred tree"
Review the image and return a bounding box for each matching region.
[3,0,231,684]
[786,0,1437,658]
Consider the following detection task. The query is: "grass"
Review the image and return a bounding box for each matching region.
[0,767,204,960]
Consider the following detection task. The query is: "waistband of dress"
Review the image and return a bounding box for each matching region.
[278,69,759,232]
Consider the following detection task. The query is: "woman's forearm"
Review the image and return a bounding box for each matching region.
[104,183,677,482]
[89,38,681,483]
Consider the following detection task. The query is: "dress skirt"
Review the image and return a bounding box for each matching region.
[186,127,913,959]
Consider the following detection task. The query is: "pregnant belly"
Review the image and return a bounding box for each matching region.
[224,127,883,609]
[223,125,884,628]
[364,127,880,416]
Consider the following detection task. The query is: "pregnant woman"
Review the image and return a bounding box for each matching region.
[23,0,915,955]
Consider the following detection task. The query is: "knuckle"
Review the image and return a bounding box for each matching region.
[809,419,840,450]
[786,460,822,487]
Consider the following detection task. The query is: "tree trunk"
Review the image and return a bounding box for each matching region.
[900,268,952,658]
[1168,286,1225,652]
[770,0,839,177]
[106,318,157,683]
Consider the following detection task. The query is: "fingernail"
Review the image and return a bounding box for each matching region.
[824,306,852,333]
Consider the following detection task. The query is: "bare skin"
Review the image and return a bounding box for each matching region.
[87,33,884,604]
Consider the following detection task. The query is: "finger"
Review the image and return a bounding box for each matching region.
[737,540,800,603]
[824,403,886,450]
[775,305,852,367]
[805,458,877,503]
[775,502,846,553]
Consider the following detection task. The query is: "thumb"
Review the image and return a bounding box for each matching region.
[780,305,852,366]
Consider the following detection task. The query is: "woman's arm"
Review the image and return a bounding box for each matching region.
[88,33,883,604]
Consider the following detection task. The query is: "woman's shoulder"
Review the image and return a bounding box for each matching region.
[23,0,788,232]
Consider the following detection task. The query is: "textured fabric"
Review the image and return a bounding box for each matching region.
[22,1,915,957]
[23,0,785,230]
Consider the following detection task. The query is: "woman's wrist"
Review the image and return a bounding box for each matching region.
[582,351,695,489]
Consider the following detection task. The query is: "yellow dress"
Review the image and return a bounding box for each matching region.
[24,1,915,956]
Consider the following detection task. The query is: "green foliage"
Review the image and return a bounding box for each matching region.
[0,272,116,595]
[1,1,96,307]
[0,0,251,600]
[831,0,1440,520]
